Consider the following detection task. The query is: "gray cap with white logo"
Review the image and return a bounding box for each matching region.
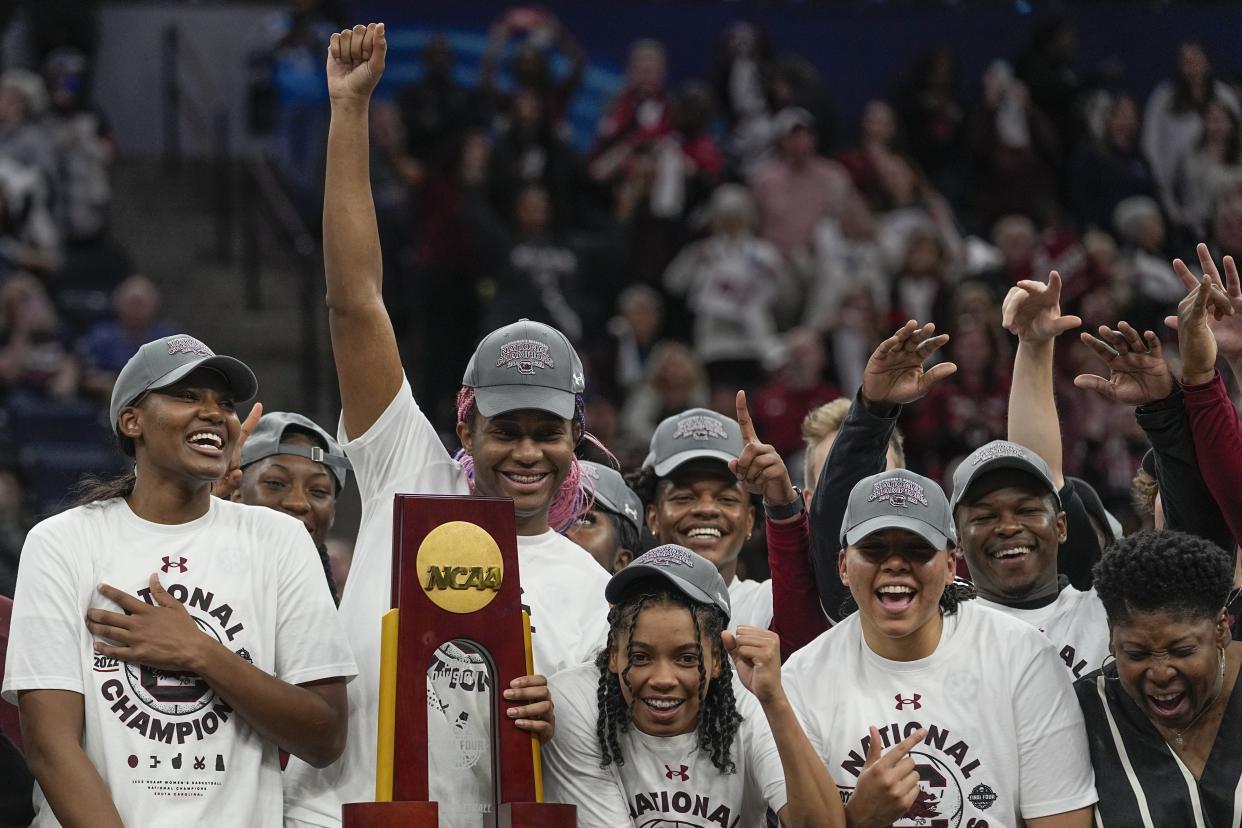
[109,334,258,437]
[606,544,731,619]
[950,440,1061,511]
[646,408,744,477]
[461,319,585,420]
[580,460,643,535]
[240,411,352,492]
[840,468,955,550]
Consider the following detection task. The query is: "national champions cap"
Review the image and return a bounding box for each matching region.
[240,411,352,492]
[461,319,585,420]
[646,408,744,477]
[580,460,643,535]
[840,468,955,550]
[606,544,731,619]
[950,440,1061,511]
[109,334,258,436]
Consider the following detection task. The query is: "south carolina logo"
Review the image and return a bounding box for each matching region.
[671,415,727,442]
[868,478,930,509]
[496,339,554,375]
[895,751,965,828]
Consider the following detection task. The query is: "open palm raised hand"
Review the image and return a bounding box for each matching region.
[1072,322,1173,406]
[326,23,387,102]
[861,321,957,407]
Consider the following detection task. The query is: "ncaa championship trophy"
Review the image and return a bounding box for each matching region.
[342,495,577,828]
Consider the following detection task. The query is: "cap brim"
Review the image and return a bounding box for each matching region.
[652,449,736,477]
[474,384,575,419]
[605,565,730,619]
[953,456,1059,509]
[843,515,951,550]
[147,355,259,403]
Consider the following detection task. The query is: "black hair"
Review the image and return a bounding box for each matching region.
[625,466,659,509]
[1094,529,1233,627]
[71,434,137,506]
[594,581,742,773]
[601,510,641,561]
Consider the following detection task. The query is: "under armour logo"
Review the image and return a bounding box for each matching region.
[894,693,922,711]
[664,764,690,781]
[161,556,188,574]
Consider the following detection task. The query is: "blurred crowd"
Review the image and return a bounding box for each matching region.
[257,6,1242,540]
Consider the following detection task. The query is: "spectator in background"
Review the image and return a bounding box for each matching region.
[479,7,586,127]
[0,273,77,399]
[872,151,962,273]
[588,283,664,406]
[805,193,889,333]
[1173,97,1242,240]
[834,99,904,211]
[1143,41,1240,234]
[712,21,773,175]
[487,86,577,232]
[894,45,965,200]
[0,467,26,598]
[396,35,476,172]
[43,47,112,246]
[888,225,954,328]
[0,156,58,276]
[767,54,838,156]
[663,183,788,394]
[1015,16,1084,153]
[1113,195,1185,331]
[751,328,838,460]
[589,38,670,183]
[0,69,53,186]
[1068,93,1157,235]
[749,107,853,263]
[617,341,709,466]
[78,274,175,400]
[965,60,1061,230]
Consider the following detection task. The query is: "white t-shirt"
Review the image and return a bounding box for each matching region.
[2,497,355,828]
[543,663,788,828]
[727,576,772,631]
[782,601,1096,827]
[977,585,1109,682]
[284,377,612,828]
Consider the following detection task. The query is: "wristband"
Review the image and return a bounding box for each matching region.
[764,487,804,521]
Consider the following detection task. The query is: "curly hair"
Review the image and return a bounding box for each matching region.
[454,386,615,532]
[1093,529,1233,626]
[594,582,742,773]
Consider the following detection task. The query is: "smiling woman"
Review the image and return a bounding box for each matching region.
[1075,529,1242,826]
[0,334,356,828]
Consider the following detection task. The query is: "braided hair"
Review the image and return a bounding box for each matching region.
[594,582,742,773]
[454,386,615,532]
[1094,529,1233,627]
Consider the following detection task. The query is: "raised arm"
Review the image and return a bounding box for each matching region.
[809,322,956,621]
[1001,271,1081,488]
[324,23,404,438]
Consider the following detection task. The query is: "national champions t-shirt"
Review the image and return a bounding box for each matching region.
[544,662,788,828]
[283,377,611,828]
[976,585,1109,682]
[3,497,356,828]
[782,601,1097,828]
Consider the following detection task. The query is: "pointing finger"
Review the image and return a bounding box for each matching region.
[735,390,758,444]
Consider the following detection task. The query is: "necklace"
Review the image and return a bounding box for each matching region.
[1171,649,1227,747]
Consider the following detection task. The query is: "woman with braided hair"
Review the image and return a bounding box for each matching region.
[285,23,612,828]
[1075,529,1242,825]
[544,544,845,827]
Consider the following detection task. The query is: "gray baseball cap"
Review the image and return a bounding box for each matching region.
[462,319,585,420]
[580,460,643,535]
[950,440,1061,511]
[647,408,744,477]
[841,469,955,550]
[240,411,352,492]
[606,544,731,619]
[109,334,258,436]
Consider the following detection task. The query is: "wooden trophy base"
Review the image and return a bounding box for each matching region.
[342,801,440,827]
[498,802,577,828]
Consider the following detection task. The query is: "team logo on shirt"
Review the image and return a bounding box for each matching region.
[840,722,994,827]
[95,580,248,745]
[160,555,188,573]
[868,478,929,509]
[496,339,555,375]
[664,764,690,781]
[895,693,922,710]
[671,415,728,442]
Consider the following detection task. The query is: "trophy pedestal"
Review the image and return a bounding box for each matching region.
[342,801,440,827]
[498,802,578,828]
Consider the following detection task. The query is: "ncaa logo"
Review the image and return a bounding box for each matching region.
[893,751,964,828]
